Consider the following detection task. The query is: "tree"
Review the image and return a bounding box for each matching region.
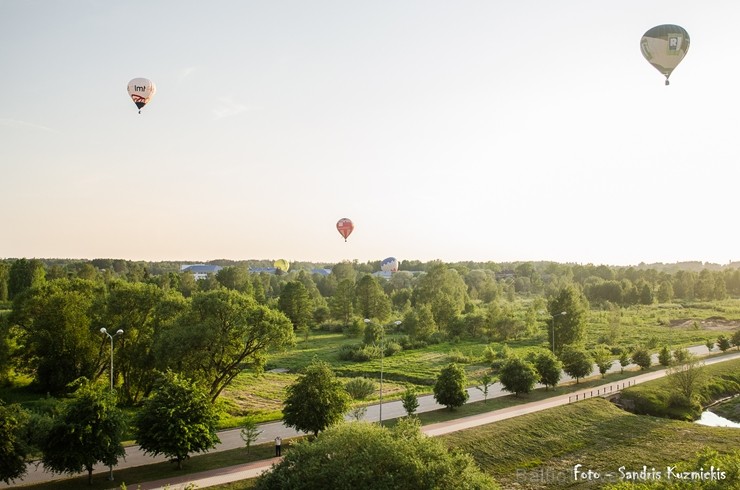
[0,402,29,485]
[548,284,588,354]
[618,351,630,373]
[345,377,375,421]
[354,275,391,321]
[8,258,45,300]
[330,279,355,326]
[403,304,437,342]
[532,350,562,390]
[717,335,731,352]
[10,279,107,394]
[475,372,496,402]
[278,281,313,330]
[103,281,187,404]
[658,345,673,367]
[667,354,706,407]
[240,420,262,454]
[282,360,351,436]
[157,289,294,401]
[591,344,613,377]
[216,265,252,294]
[560,347,592,383]
[41,381,126,485]
[134,372,220,470]
[732,330,740,351]
[255,419,498,490]
[706,339,715,352]
[631,347,652,370]
[401,386,419,417]
[433,363,469,410]
[412,262,468,333]
[498,356,538,396]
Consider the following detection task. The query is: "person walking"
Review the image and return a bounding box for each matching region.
[275,436,282,457]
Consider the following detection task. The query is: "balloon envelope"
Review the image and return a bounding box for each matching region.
[274,259,290,273]
[381,257,399,273]
[127,78,156,112]
[640,25,690,85]
[336,218,354,241]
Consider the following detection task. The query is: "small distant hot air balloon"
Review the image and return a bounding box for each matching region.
[274,259,290,274]
[127,78,156,113]
[336,218,354,242]
[640,25,690,85]
[381,257,399,273]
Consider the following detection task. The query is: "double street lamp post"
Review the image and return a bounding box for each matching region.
[100,327,123,481]
[364,319,401,423]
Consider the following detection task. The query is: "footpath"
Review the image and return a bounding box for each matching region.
[7,346,738,489]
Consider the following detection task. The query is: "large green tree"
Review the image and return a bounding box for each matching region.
[330,279,355,326]
[532,350,562,390]
[8,258,45,300]
[255,419,498,490]
[498,356,538,396]
[134,372,220,470]
[282,359,351,436]
[354,275,391,321]
[41,381,126,485]
[103,281,187,404]
[433,363,469,410]
[548,284,588,354]
[412,262,468,333]
[560,346,592,383]
[158,289,294,401]
[278,281,313,330]
[0,401,29,485]
[10,279,107,394]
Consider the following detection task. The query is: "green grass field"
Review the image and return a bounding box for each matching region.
[217,299,740,423]
[441,397,740,489]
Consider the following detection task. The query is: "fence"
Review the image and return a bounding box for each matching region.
[568,380,635,403]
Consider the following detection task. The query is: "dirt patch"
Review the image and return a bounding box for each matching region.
[669,318,740,330]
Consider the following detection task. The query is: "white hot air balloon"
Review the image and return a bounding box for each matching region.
[381,257,399,273]
[127,78,156,113]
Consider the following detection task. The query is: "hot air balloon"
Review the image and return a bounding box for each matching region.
[640,25,690,85]
[274,259,290,274]
[336,218,354,242]
[381,257,399,273]
[127,78,156,113]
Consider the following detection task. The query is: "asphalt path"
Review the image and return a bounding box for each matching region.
[3,344,732,488]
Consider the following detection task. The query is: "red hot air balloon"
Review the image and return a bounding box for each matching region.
[336,218,354,242]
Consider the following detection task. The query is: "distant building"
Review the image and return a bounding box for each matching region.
[180,264,223,280]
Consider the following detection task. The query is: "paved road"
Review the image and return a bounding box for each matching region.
[3,345,731,488]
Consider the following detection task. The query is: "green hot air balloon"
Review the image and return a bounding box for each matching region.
[640,25,690,85]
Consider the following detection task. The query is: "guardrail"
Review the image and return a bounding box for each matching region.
[568,380,635,403]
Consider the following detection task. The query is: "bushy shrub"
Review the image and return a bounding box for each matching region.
[448,349,471,364]
[345,377,376,400]
[384,341,402,357]
[399,337,428,350]
[338,344,361,361]
[344,318,366,337]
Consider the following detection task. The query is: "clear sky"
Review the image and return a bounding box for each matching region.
[1,1,738,266]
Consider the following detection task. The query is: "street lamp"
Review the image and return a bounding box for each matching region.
[364,319,401,423]
[100,328,124,391]
[550,312,567,353]
[100,327,123,481]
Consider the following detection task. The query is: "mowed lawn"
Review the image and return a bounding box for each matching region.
[441,397,740,489]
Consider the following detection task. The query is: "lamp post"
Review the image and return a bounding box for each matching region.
[364,319,401,423]
[550,311,567,353]
[100,327,123,481]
